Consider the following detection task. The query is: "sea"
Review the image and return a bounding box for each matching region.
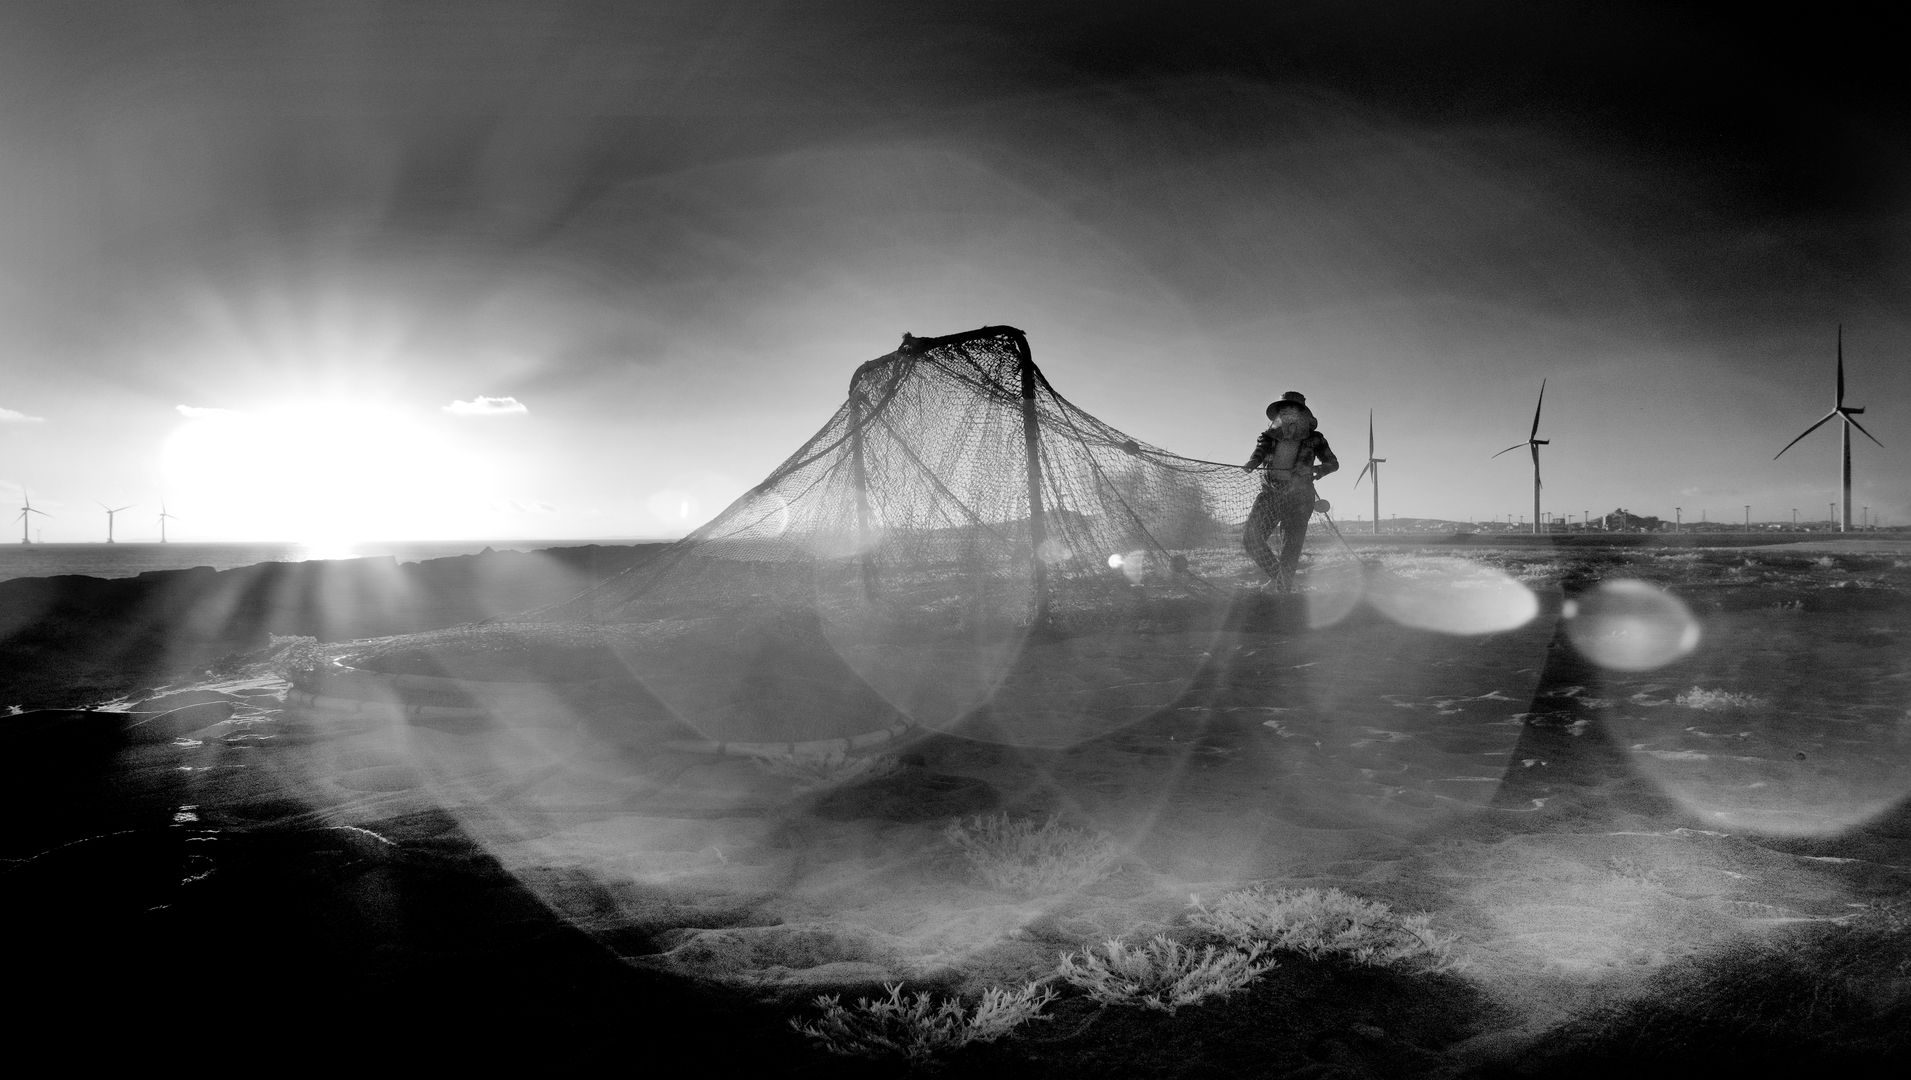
[0,539,644,583]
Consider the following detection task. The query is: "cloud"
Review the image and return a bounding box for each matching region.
[176,404,241,420]
[1,406,46,423]
[445,395,529,417]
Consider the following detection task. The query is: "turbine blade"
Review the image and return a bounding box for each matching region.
[1773,412,1837,459]
[1368,409,1375,456]
[1491,443,1524,458]
[1354,462,1372,489]
[1529,379,1546,440]
[1847,413,1885,449]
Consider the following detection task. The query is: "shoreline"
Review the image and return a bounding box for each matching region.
[10,532,1905,711]
[1328,530,1910,549]
[0,542,667,710]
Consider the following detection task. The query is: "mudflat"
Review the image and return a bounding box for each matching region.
[4,540,1907,1075]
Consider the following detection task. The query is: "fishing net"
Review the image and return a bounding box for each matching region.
[547,325,1269,627]
[328,327,1325,752]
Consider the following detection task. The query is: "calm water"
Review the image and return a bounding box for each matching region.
[0,540,639,583]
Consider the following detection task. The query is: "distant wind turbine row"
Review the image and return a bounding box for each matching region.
[1356,328,1883,534]
[3,331,1891,542]
[10,492,179,543]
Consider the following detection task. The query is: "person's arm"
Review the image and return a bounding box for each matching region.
[1243,428,1273,471]
[1310,434,1339,480]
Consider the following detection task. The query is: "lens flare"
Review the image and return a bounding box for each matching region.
[1364,558,1539,636]
[1561,579,1700,671]
[1301,560,1366,628]
[645,488,708,530]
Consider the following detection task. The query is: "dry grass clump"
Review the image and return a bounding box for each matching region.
[1056,935,1272,1013]
[943,813,1119,895]
[1674,687,1771,712]
[791,981,1055,1064]
[265,634,328,687]
[1187,885,1461,972]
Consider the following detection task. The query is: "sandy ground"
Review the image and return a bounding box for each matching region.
[4,543,1908,1075]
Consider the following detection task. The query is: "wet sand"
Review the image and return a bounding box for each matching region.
[3,540,1907,1074]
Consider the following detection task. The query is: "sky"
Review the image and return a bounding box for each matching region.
[2,0,1907,543]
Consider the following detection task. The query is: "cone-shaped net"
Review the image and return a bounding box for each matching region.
[553,325,1262,626]
[512,326,1278,748]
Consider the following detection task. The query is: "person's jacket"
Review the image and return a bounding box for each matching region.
[1246,423,1338,489]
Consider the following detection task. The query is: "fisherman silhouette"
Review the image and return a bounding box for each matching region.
[1242,391,1338,590]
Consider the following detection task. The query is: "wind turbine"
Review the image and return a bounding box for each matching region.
[100,503,134,543]
[157,501,178,543]
[16,491,49,544]
[1352,410,1386,534]
[1773,326,1883,533]
[1492,380,1550,535]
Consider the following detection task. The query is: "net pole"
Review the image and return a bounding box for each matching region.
[1016,337,1050,610]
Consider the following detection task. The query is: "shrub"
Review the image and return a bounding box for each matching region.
[1188,886,1461,972]
[1056,935,1272,1013]
[791,981,1055,1064]
[266,634,327,687]
[1674,687,1770,711]
[943,813,1119,895]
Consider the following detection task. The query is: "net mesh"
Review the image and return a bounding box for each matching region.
[547,325,1269,628]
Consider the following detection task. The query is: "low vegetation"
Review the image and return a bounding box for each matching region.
[1188,885,1462,972]
[791,981,1055,1064]
[265,634,328,687]
[943,812,1120,895]
[1056,934,1273,1013]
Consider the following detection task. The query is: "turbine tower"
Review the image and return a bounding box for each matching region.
[100,502,133,543]
[16,491,49,544]
[1352,409,1386,534]
[1773,326,1883,533]
[157,501,178,543]
[1492,380,1550,535]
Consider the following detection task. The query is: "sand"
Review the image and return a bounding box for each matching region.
[3,540,1907,1074]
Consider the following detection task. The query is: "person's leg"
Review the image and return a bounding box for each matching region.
[1275,490,1314,588]
[1242,488,1283,580]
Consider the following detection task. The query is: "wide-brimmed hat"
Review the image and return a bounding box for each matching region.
[1265,391,1311,421]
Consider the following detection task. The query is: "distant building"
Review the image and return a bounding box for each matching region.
[1602,507,1663,532]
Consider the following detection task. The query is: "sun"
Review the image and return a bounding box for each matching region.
[162,397,465,544]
